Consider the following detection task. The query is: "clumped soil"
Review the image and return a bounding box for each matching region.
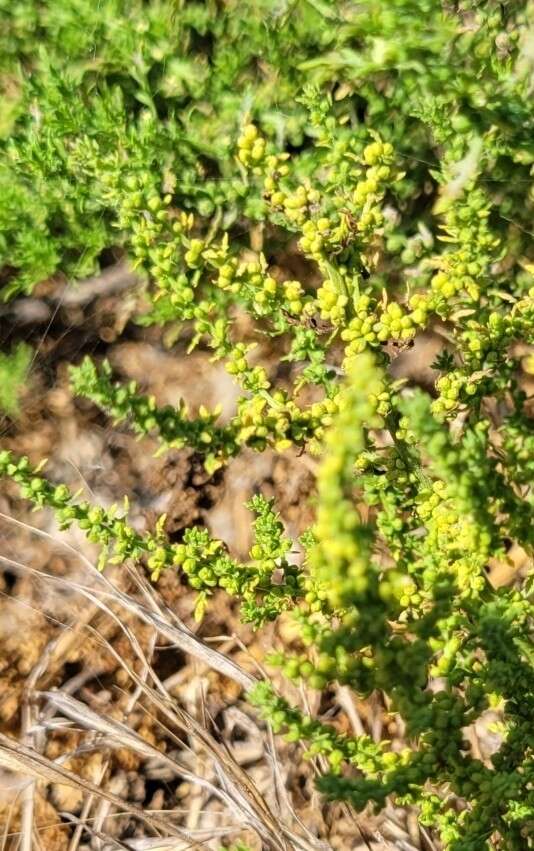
[0,267,530,850]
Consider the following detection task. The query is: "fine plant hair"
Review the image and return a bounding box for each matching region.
[1,2,534,850]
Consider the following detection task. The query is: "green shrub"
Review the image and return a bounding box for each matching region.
[1,2,534,849]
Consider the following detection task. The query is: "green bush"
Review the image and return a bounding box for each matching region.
[1,2,534,849]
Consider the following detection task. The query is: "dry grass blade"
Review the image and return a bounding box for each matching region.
[0,797,18,851]
[40,690,242,815]
[41,691,163,762]
[67,760,109,851]
[92,582,256,691]
[62,812,239,851]
[121,841,208,850]
[88,633,158,851]
[0,512,255,690]
[0,552,155,686]
[19,702,36,851]
[59,812,132,850]
[0,732,203,847]
[122,824,247,848]
[70,628,299,851]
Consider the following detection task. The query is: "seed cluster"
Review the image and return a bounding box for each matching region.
[1,3,534,848]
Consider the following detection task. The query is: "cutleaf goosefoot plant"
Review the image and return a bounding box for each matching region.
[1,3,534,849]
